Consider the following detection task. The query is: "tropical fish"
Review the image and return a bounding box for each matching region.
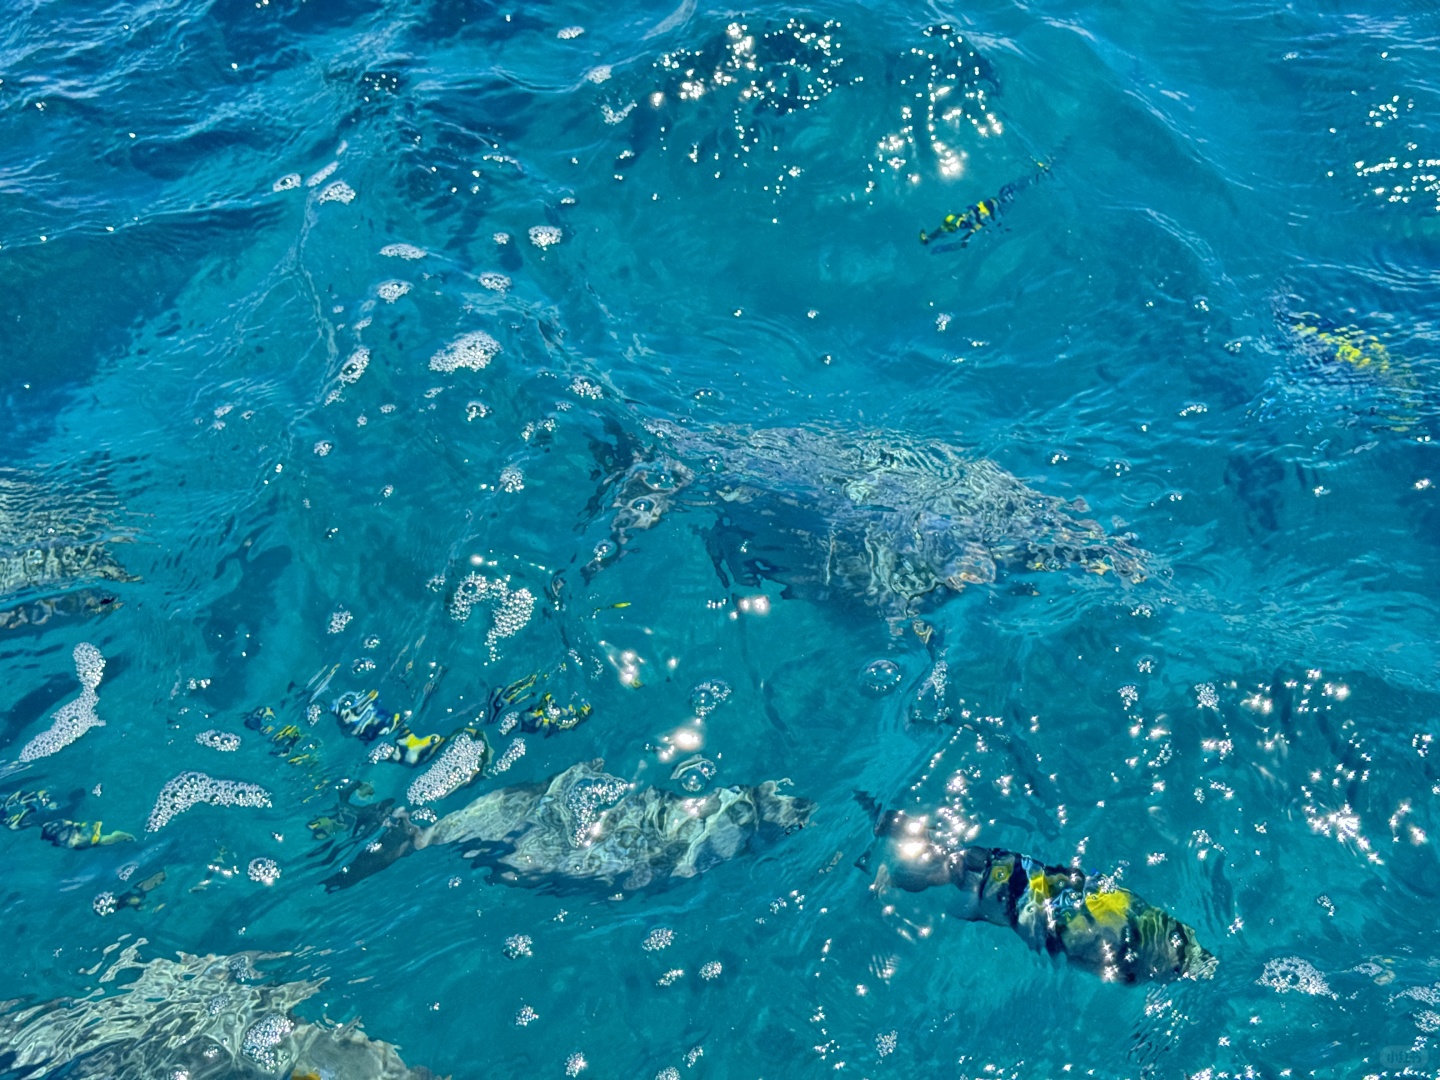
[324,759,813,893]
[919,155,1055,246]
[593,421,1148,622]
[865,809,1215,983]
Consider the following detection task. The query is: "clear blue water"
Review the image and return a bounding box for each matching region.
[2,0,1440,1075]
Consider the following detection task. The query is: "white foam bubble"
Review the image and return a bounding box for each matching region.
[380,243,426,260]
[408,733,487,805]
[196,730,240,752]
[272,173,301,192]
[242,1014,294,1069]
[247,857,281,886]
[318,181,356,204]
[1259,957,1335,997]
[491,737,526,773]
[569,376,602,399]
[430,331,501,373]
[528,225,562,249]
[72,643,104,689]
[377,280,410,303]
[18,643,106,762]
[499,465,524,492]
[448,572,535,657]
[503,934,533,958]
[147,771,272,832]
[305,161,338,187]
[338,347,370,384]
[557,25,584,39]
[478,272,510,292]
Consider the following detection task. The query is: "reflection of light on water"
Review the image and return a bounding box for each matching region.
[601,642,646,687]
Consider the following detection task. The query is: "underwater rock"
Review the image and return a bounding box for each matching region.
[865,809,1215,983]
[325,759,813,893]
[594,421,1149,619]
[0,943,442,1079]
[0,464,135,606]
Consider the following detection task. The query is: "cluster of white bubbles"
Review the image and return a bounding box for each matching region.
[376,280,410,303]
[241,1014,294,1069]
[430,331,500,373]
[19,643,106,762]
[92,892,116,917]
[338,347,370,383]
[195,730,240,752]
[478,272,510,292]
[491,737,526,773]
[565,1052,588,1076]
[503,934,533,959]
[408,733,487,805]
[247,857,281,886]
[1258,957,1336,998]
[642,927,675,951]
[689,679,731,718]
[498,465,525,493]
[569,376,603,399]
[379,242,425,259]
[528,225,562,248]
[449,573,535,657]
[147,771,272,832]
[316,180,355,204]
[563,773,629,846]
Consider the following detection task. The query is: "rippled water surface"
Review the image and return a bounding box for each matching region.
[3,0,1440,1076]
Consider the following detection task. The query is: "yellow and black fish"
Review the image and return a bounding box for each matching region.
[40,819,134,850]
[867,810,1214,983]
[919,155,1056,247]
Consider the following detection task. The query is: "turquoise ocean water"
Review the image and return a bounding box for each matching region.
[2,0,1439,1076]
